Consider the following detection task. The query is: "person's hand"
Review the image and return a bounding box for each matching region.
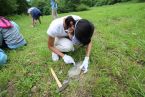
[63,54,75,65]
[80,57,89,73]
[52,52,59,61]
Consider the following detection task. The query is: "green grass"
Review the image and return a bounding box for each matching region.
[0,2,145,97]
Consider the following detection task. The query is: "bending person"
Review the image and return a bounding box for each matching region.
[47,15,94,73]
[28,7,42,27]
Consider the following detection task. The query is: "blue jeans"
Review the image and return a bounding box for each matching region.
[0,49,7,65]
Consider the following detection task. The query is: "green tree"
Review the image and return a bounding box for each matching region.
[80,0,94,7]
[0,0,17,15]
[58,0,82,13]
[16,0,29,14]
[30,0,50,15]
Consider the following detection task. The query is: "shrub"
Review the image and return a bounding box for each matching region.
[16,0,29,14]
[132,0,145,2]
[76,4,89,11]
[80,0,94,7]
[0,0,17,15]
[43,6,51,15]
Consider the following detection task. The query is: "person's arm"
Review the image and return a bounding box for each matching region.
[48,36,64,58]
[85,41,92,57]
[80,41,92,73]
[48,36,75,65]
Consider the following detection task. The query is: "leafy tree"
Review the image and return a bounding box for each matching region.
[16,0,29,14]
[80,0,95,7]
[0,0,17,15]
[58,0,82,13]
[0,0,29,15]
[1,0,144,15]
[30,0,50,15]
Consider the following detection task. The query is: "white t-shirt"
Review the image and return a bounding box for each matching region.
[47,15,81,38]
[27,7,35,13]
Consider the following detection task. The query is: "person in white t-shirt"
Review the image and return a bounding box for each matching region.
[27,7,42,27]
[47,15,94,73]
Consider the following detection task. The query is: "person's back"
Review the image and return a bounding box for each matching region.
[47,15,81,38]
[28,7,42,27]
[0,21,26,49]
[0,18,26,65]
[31,7,42,17]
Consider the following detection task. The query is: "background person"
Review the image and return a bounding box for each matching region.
[27,7,42,27]
[50,0,58,19]
[0,18,27,65]
[47,15,94,73]
[0,21,27,49]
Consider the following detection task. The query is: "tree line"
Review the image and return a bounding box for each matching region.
[0,0,144,16]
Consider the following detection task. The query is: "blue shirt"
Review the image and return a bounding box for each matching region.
[28,7,42,19]
[0,48,7,65]
[50,0,58,9]
[31,7,41,15]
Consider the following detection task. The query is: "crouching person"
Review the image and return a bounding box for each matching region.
[0,16,27,65]
[47,15,94,73]
[0,18,27,49]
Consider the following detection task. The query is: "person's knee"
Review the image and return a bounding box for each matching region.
[55,38,74,52]
[56,45,74,52]
[0,52,7,65]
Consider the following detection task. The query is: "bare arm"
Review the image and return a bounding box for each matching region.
[48,36,64,58]
[80,41,92,73]
[85,41,92,57]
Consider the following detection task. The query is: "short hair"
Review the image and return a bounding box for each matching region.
[65,16,76,29]
[74,19,94,45]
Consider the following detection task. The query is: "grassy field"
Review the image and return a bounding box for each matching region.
[0,2,145,97]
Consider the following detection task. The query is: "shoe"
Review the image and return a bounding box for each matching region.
[52,52,59,61]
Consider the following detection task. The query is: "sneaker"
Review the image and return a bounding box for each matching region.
[52,52,59,61]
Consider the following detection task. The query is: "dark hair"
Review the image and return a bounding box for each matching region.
[75,19,94,45]
[65,16,76,29]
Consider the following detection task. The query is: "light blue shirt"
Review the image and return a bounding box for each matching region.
[0,49,7,65]
[50,0,58,9]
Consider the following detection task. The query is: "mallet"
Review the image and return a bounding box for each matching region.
[50,68,69,92]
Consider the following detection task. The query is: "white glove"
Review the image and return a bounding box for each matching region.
[63,54,75,65]
[80,57,89,73]
[52,52,59,61]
